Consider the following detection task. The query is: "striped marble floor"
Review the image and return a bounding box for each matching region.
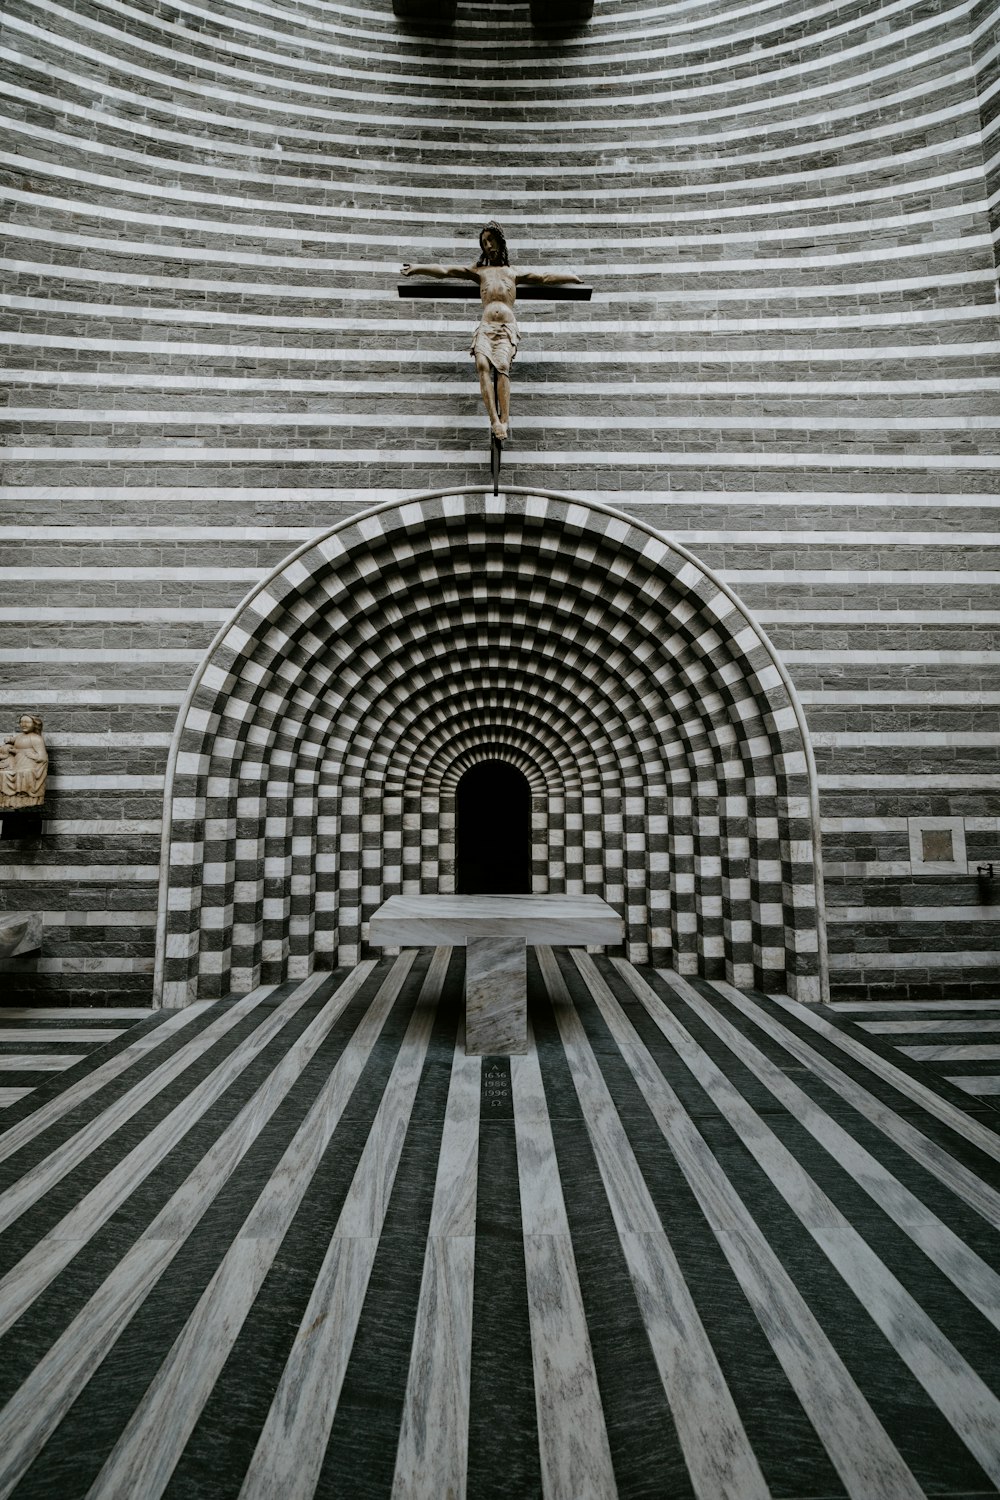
[831,997,1000,1101]
[0,1008,151,1111]
[1,949,999,1500]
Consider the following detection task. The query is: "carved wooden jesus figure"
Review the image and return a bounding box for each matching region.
[401,221,582,441]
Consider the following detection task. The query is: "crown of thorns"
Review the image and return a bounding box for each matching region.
[477,221,510,266]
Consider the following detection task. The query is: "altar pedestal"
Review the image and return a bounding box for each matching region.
[368,894,624,1055]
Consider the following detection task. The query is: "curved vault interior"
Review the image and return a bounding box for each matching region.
[158,490,824,1005]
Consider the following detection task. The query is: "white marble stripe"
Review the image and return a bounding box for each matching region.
[821,777,1000,790]
[6,447,999,473]
[9,522,1000,545]
[0,1007,153,1019]
[3,687,995,717]
[711,982,1000,1231]
[0,957,158,976]
[0,567,259,581]
[0,483,993,542]
[900,1044,1000,1061]
[861,1021,1000,1034]
[0,1029,124,1043]
[622,964,1000,1335]
[0,976,329,1338]
[1,864,159,876]
[815,732,998,747]
[950,1077,1000,1095]
[4,293,991,335]
[6,332,997,363]
[2,778,163,794]
[6,382,999,410]
[509,1015,618,1500]
[5,487,996,508]
[766,992,1000,1164]
[0,1001,212,1165]
[834,1001,1000,1012]
[4,264,993,305]
[392,978,479,1500]
[534,955,658,1236]
[11,368,1000,394]
[767,615,1000,627]
[830,908,999,923]
[426,1003,479,1241]
[561,953,922,1500]
[7,571,1000,592]
[10,526,316,541]
[811,1223,1000,1487]
[0,1055,86,1069]
[0,959,389,1498]
[143,961,385,1244]
[0,621,221,633]
[234,951,443,1500]
[11,407,1000,437]
[523,1233,619,1500]
[541,949,769,1500]
[0,986,283,1236]
[0,733,171,749]
[0,30,975,136]
[3,656,197,668]
[815,699,1000,711]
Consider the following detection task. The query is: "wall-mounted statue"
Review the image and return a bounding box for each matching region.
[401,221,583,441]
[0,714,48,810]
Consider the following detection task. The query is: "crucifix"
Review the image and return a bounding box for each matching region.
[399,221,592,492]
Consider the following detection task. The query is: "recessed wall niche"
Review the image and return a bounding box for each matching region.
[156,489,826,1007]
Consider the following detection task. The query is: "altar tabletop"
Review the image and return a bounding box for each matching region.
[368,893,624,948]
[368,895,624,1055]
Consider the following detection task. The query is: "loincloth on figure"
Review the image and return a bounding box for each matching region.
[470,318,520,376]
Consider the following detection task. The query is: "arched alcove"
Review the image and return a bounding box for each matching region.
[155,488,828,1005]
[456,760,532,895]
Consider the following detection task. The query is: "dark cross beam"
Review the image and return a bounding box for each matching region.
[398,283,592,301]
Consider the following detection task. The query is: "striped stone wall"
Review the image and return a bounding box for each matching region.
[973,0,1000,270]
[2,0,999,1003]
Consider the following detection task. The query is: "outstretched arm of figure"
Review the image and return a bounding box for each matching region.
[400,263,480,280]
[515,270,583,285]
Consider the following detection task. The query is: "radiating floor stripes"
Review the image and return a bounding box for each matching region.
[0,1008,152,1110]
[1,951,999,1499]
[831,997,1000,1102]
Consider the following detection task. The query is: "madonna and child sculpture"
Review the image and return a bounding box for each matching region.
[401,221,583,441]
[0,714,48,811]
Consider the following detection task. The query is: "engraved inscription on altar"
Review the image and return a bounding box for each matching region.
[482,1062,511,1113]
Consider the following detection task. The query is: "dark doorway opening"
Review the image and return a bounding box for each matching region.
[456,760,531,894]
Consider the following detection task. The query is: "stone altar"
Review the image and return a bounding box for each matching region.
[368,894,624,1055]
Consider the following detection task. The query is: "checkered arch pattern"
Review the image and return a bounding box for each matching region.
[157,490,824,1004]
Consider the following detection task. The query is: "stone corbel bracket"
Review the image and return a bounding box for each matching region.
[0,912,43,959]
